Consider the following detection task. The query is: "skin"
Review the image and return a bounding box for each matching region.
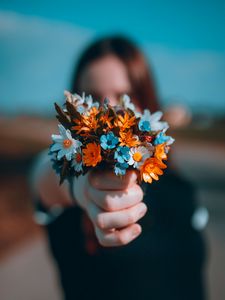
[37,55,147,247]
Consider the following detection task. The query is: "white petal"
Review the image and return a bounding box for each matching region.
[58,124,67,137]
[73,140,82,149]
[51,143,62,151]
[128,156,135,165]
[166,137,175,145]
[51,134,63,142]
[57,149,66,160]
[65,129,72,140]
[142,109,151,120]
[150,111,163,122]
[151,121,168,131]
[65,151,72,161]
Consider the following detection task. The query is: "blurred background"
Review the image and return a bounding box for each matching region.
[0,1,224,299]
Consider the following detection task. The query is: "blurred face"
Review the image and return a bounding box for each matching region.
[79,55,137,107]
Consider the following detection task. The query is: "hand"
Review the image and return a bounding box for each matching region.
[73,170,147,247]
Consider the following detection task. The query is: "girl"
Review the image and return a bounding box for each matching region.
[35,35,206,300]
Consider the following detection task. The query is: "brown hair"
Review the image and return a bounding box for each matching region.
[71,35,160,112]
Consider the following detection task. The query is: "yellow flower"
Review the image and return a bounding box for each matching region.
[140,158,167,183]
[154,143,167,162]
[114,112,136,131]
[119,130,140,147]
[82,142,102,167]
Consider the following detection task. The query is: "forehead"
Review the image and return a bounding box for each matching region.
[79,55,131,94]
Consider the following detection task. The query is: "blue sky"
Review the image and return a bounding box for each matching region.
[0,0,224,51]
[0,1,224,115]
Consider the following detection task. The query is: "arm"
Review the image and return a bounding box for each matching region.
[33,152,147,247]
[0,115,57,157]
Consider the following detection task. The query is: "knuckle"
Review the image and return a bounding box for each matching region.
[98,237,108,247]
[126,211,136,224]
[135,185,144,201]
[103,195,114,211]
[95,214,105,230]
[117,232,129,245]
[96,233,108,247]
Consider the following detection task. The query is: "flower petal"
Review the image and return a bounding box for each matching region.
[50,143,62,151]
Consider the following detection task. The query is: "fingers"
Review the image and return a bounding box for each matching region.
[88,169,138,191]
[95,223,142,247]
[87,200,147,230]
[87,183,144,211]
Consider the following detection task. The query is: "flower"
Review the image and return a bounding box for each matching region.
[140,110,168,132]
[51,125,82,160]
[99,111,114,129]
[114,146,130,163]
[120,94,142,118]
[83,94,99,112]
[154,143,167,162]
[128,146,151,168]
[65,91,99,114]
[114,111,136,131]
[71,149,83,172]
[154,131,175,146]
[138,120,151,132]
[140,158,167,183]
[119,130,140,147]
[100,132,119,150]
[82,142,102,167]
[114,162,129,176]
[120,94,135,111]
[72,107,100,136]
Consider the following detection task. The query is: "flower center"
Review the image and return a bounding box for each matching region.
[133,152,142,162]
[63,139,72,148]
[75,153,82,163]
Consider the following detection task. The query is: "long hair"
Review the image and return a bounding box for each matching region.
[71,35,160,112]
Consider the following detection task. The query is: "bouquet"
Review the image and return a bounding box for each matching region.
[49,91,174,184]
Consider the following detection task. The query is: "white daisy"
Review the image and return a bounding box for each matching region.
[64,91,99,114]
[71,149,83,172]
[51,125,82,161]
[128,146,151,169]
[84,94,99,111]
[120,94,141,118]
[140,110,168,132]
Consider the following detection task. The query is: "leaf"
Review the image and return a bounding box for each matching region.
[66,101,82,121]
[54,102,71,128]
[59,159,69,184]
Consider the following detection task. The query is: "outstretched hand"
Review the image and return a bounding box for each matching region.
[73,170,147,247]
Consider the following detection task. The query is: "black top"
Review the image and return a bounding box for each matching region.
[46,168,206,300]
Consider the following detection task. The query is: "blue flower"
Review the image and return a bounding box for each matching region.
[154,132,170,145]
[100,132,119,150]
[114,146,130,163]
[114,162,129,176]
[139,109,168,132]
[138,120,151,132]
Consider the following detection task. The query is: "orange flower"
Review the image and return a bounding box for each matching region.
[72,109,100,136]
[140,158,167,183]
[154,143,167,162]
[99,111,114,129]
[119,130,140,147]
[82,142,102,167]
[114,112,136,131]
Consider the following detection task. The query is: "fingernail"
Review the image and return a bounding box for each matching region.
[132,226,140,237]
[139,207,146,218]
